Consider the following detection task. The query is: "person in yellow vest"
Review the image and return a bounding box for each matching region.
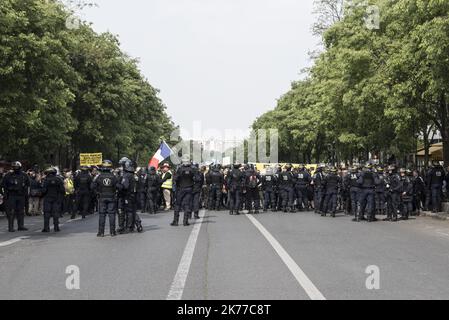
[63,170,76,219]
[161,163,173,211]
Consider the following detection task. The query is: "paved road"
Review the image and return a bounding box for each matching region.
[1,210,449,300]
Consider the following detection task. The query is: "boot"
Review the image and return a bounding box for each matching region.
[97,232,105,237]
[331,212,336,218]
[54,225,61,232]
[171,215,179,226]
[70,213,76,220]
[183,213,190,226]
[194,212,200,219]
[136,221,143,233]
[8,217,15,232]
[110,231,117,237]
[255,210,260,214]
[230,210,234,215]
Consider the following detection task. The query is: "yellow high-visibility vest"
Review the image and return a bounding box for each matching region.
[162,171,173,189]
[64,178,74,195]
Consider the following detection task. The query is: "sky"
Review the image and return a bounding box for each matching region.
[81,0,318,140]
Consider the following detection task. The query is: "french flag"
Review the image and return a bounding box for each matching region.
[149,141,173,168]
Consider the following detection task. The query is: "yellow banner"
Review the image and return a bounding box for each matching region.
[80,153,103,166]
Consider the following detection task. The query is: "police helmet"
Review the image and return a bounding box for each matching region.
[11,161,22,170]
[102,160,113,169]
[45,167,57,175]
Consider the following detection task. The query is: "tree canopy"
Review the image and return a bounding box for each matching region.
[0,0,176,168]
[253,0,449,167]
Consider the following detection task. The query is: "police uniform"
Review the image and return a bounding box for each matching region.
[41,169,65,232]
[92,165,119,236]
[1,165,30,232]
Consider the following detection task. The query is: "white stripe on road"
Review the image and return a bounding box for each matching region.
[167,210,206,300]
[246,214,326,300]
[0,236,30,248]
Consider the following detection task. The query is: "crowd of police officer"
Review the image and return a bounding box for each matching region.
[1,158,448,236]
[200,161,448,223]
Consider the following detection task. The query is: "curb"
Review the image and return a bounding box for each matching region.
[420,211,449,221]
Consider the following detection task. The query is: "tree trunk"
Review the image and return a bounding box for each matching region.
[440,93,449,166]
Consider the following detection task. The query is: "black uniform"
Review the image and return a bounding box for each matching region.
[118,171,138,232]
[74,171,93,218]
[295,169,311,211]
[41,173,65,232]
[245,168,261,213]
[192,168,204,218]
[386,172,401,221]
[1,170,30,232]
[261,173,277,212]
[322,172,341,217]
[278,170,295,213]
[146,168,162,214]
[400,175,413,220]
[206,168,224,210]
[136,171,147,212]
[427,165,446,212]
[173,164,195,226]
[312,169,325,213]
[357,169,376,221]
[92,171,119,236]
[227,167,245,215]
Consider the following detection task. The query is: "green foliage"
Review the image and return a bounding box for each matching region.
[253,0,449,166]
[0,0,175,167]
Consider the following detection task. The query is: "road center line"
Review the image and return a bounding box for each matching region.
[0,236,30,248]
[246,214,326,300]
[167,210,206,300]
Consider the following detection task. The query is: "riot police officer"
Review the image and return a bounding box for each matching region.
[172,156,195,226]
[345,166,360,219]
[385,165,401,222]
[192,163,204,219]
[426,162,446,213]
[146,166,162,215]
[295,164,311,211]
[117,159,143,233]
[399,168,413,220]
[0,162,30,232]
[312,165,325,214]
[261,167,278,212]
[41,167,65,233]
[227,163,245,215]
[278,164,296,213]
[245,165,261,214]
[357,164,376,222]
[206,165,224,211]
[374,167,387,216]
[136,168,148,213]
[92,160,119,237]
[322,167,341,217]
[74,166,93,219]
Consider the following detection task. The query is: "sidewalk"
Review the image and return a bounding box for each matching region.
[420,202,449,221]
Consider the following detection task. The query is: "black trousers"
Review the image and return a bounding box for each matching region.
[76,192,90,217]
[192,191,201,214]
[228,189,242,212]
[263,189,276,210]
[208,185,222,210]
[98,198,116,233]
[246,188,260,211]
[295,186,309,210]
[323,190,338,214]
[146,190,158,214]
[174,187,192,223]
[43,198,61,231]
[5,195,26,231]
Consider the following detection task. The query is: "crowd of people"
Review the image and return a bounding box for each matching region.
[0,158,448,237]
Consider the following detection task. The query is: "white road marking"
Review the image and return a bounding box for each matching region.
[246,214,326,300]
[0,236,30,248]
[167,210,206,300]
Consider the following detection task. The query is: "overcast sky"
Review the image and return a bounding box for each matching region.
[82,0,318,140]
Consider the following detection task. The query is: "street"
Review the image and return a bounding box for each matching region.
[1,211,449,300]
